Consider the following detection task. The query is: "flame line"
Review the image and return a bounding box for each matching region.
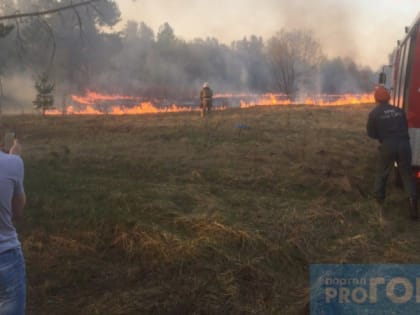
[46,92,374,115]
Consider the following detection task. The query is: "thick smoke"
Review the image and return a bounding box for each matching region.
[273,0,360,62]
[0,0,379,113]
[1,72,35,114]
[122,0,408,71]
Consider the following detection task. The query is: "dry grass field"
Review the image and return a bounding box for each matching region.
[2,104,419,314]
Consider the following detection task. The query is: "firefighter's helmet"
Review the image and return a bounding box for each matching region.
[374,86,390,103]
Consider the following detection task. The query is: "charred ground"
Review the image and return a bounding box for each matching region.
[2,104,418,315]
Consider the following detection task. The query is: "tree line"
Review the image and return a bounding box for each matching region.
[0,0,377,111]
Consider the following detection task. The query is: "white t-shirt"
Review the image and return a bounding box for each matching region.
[0,151,25,253]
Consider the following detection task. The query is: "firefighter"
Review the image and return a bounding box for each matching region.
[367,85,418,220]
[200,82,213,118]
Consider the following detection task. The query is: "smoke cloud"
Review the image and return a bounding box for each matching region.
[120,0,412,70]
[0,0,379,112]
[1,72,35,113]
[273,0,359,62]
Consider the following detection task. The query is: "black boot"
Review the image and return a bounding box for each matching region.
[408,197,418,220]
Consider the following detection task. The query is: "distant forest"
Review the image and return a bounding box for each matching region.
[0,0,378,110]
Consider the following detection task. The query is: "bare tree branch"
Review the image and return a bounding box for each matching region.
[14,19,25,58]
[88,2,106,23]
[72,4,87,41]
[39,17,56,73]
[0,0,103,21]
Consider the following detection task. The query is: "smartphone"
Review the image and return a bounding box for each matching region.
[4,132,16,153]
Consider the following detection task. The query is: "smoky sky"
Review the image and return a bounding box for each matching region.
[0,0,409,112]
[118,0,414,70]
[273,0,359,61]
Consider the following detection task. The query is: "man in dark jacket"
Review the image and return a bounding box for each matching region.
[367,85,418,220]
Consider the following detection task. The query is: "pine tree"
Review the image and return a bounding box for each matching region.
[33,73,55,115]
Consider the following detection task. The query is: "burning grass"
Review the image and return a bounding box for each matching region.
[2,104,420,314]
[44,91,375,115]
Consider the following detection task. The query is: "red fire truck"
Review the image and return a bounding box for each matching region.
[379,13,420,180]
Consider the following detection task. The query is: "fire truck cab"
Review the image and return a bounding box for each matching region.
[379,13,420,180]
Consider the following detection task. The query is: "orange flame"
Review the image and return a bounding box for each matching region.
[239,93,374,108]
[46,91,375,115]
[47,103,198,115]
[72,90,138,105]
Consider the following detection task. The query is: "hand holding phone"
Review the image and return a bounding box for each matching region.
[4,132,15,153]
[9,138,21,156]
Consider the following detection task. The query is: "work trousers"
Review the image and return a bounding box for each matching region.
[200,99,212,117]
[374,138,417,201]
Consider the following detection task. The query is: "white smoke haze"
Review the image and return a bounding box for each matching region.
[274,0,359,62]
[119,0,416,70]
[2,0,404,109]
[1,72,35,114]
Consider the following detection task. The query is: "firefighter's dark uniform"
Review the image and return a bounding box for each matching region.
[367,100,417,218]
[200,85,213,117]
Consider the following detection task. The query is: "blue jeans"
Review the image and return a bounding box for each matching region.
[0,247,26,315]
